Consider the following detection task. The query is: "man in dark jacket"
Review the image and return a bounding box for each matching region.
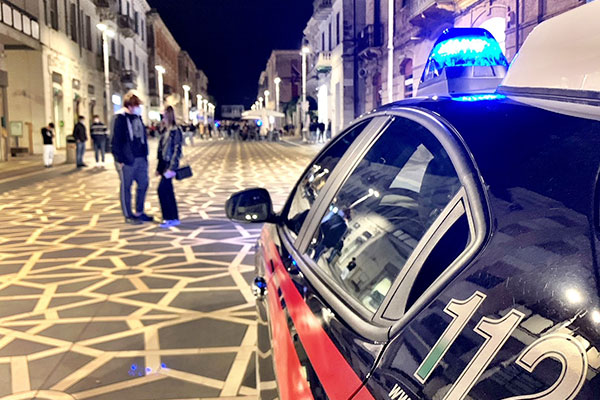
[73,116,87,167]
[111,91,152,225]
[90,115,108,168]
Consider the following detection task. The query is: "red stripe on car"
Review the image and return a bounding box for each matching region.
[263,245,314,400]
[263,230,375,400]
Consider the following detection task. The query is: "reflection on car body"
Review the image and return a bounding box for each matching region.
[227,2,600,399]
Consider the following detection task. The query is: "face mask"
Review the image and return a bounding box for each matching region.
[132,106,142,116]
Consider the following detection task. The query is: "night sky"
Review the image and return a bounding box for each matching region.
[146,0,313,109]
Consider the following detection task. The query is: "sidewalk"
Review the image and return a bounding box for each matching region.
[0,148,105,192]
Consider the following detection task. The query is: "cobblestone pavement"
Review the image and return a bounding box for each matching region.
[0,140,318,400]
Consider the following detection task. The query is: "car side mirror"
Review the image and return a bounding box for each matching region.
[225,188,278,223]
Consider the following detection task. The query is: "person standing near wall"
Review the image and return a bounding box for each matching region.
[90,115,108,168]
[41,122,55,168]
[73,116,88,168]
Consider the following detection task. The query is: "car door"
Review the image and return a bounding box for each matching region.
[256,116,390,400]
[357,112,600,399]
[260,108,488,399]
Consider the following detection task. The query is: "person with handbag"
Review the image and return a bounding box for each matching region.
[157,106,183,228]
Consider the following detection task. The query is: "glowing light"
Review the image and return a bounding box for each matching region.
[302,46,310,54]
[453,94,506,102]
[111,94,122,106]
[422,28,508,84]
[182,84,190,92]
[565,288,583,305]
[274,77,281,85]
[96,23,107,32]
[161,363,167,369]
[592,310,600,324]
[252,214,258,220]
[245,214,251,220]
[155,65,166,74]
[256,120,263,127]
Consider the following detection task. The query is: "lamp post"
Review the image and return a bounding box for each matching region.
[203,99,208,127]
[182,84,191,123]
[97,23,115,122]
[258,96,263,110]
[301,45,310,140]
[155,65,166,109]
[274,77,281,113]
[264,90,270,110]
[387,0,394,104]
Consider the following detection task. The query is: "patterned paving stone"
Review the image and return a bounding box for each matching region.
[0,140,317,399]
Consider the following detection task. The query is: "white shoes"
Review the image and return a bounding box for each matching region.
[159,219,181,229]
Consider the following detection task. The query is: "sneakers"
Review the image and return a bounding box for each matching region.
[135,213,154,222]
[125,217,143,225]
[159,219,180,229]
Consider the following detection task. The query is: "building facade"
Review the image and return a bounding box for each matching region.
[146,9,179,120]
[0,1,43,161]
[303,0,360,136]
[293,0,589,138]
[0,0,152,162]
[259,50,301,112]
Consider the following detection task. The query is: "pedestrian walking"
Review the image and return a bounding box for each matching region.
[41,122,55,168]
[111,91,153,225]
[317,121,325,143]
[90,115,108,168]
[73,116,88,167]
[156,106,183,228]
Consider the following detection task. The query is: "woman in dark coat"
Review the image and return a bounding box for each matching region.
[156,106,183,228]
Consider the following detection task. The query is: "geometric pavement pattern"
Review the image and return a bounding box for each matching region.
[0,140,317,400]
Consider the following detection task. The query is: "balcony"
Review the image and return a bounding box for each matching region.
[408,0,455,26]
[356,25,383,58]
[316,51,332,73]
[313,0,333,20]
[117,14,135,38]
[121,70,138,89]
[93,0,118,19]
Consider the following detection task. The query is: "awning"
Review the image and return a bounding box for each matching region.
[241,110,285,120]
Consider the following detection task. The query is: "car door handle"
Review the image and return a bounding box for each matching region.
[252,276,268,300]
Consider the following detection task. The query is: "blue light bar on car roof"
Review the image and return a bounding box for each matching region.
[452,94,506,102]
[418,28,509,97]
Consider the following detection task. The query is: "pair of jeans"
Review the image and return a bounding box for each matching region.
[116,157,149,218]
[76,142,86,166]
[92,135,107,162]
[158,175,178,221]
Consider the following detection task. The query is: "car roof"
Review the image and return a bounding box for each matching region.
[377,97,600,217]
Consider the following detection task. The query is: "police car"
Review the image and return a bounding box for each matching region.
[226,2,600,399]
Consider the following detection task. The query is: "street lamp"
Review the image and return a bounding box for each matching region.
[264,90,270,110]
[182,84,191,123]
[196,94,202,122]
[258,96,264,110]
[274,77,281,113]
[203,99,208,126]
[97,22,115,122]
[301,45,310,141]
[155,65,166,109]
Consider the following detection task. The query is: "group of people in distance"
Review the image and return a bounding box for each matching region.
[40,90,184,229]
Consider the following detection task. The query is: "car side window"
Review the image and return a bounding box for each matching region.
[284,120,369,237]
[306,118,462,313]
